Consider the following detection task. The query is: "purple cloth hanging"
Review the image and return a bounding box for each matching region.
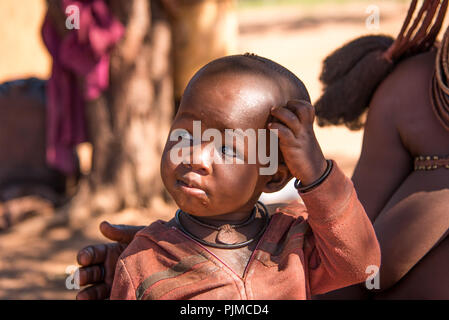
[42,0,124,174]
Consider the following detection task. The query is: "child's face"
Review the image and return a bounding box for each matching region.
[160,72,281,218]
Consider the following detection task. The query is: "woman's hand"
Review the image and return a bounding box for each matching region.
[269,100,327,186]
[75,221,144,300]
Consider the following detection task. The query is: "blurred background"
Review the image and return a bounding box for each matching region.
[0,0,422,299]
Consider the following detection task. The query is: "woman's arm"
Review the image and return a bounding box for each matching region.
[373,181,449,291]
[374,234,449,299]
[351,70,413,223]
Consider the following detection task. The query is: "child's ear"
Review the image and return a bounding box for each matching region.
[262,162,293,193]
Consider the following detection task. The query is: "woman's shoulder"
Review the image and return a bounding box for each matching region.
[371,49,449,154]
[371,50,436,115]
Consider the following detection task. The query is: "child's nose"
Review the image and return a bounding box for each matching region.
[189,142,213,175]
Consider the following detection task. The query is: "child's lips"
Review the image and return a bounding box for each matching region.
[176,179,207,198]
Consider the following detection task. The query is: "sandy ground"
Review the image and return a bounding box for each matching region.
[0,1,415,299]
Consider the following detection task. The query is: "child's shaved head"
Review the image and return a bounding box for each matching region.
[185,53,310,107]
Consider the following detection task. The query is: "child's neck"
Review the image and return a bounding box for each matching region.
[187,207,256,227]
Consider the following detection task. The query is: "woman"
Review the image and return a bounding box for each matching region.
[314,0,449,299]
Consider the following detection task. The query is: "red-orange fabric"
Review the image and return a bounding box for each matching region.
[110,161,380,300]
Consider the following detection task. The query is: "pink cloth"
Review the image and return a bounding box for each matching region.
[42,0,124,174]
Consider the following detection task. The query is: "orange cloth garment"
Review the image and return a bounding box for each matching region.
[110,161,381,300]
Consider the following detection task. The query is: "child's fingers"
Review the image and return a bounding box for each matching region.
[286,100,315,124]
[270,107,301,135]
[268,121,295,141]
[76,283,111,300]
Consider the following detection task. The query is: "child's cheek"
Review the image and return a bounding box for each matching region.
[215,163,259,199]
[160,145,176,188]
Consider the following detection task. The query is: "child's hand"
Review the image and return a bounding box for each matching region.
[268,100,328,187]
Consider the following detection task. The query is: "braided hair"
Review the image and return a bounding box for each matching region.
[315,0,448,130]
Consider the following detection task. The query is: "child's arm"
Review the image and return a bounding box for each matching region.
[300,161,380,295]
[269,100,380,296]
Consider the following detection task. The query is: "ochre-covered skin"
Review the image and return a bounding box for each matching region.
[319,50,449,299]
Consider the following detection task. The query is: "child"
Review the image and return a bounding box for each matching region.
[109,54,380,300]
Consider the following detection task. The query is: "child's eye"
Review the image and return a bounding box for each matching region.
[178,131,193,141]
[221,145,245,160]
[221,145,236,157]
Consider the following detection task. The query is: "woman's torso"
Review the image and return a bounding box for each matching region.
[370,49,449,298]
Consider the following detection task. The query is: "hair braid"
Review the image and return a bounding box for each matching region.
[315,0,448,130]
